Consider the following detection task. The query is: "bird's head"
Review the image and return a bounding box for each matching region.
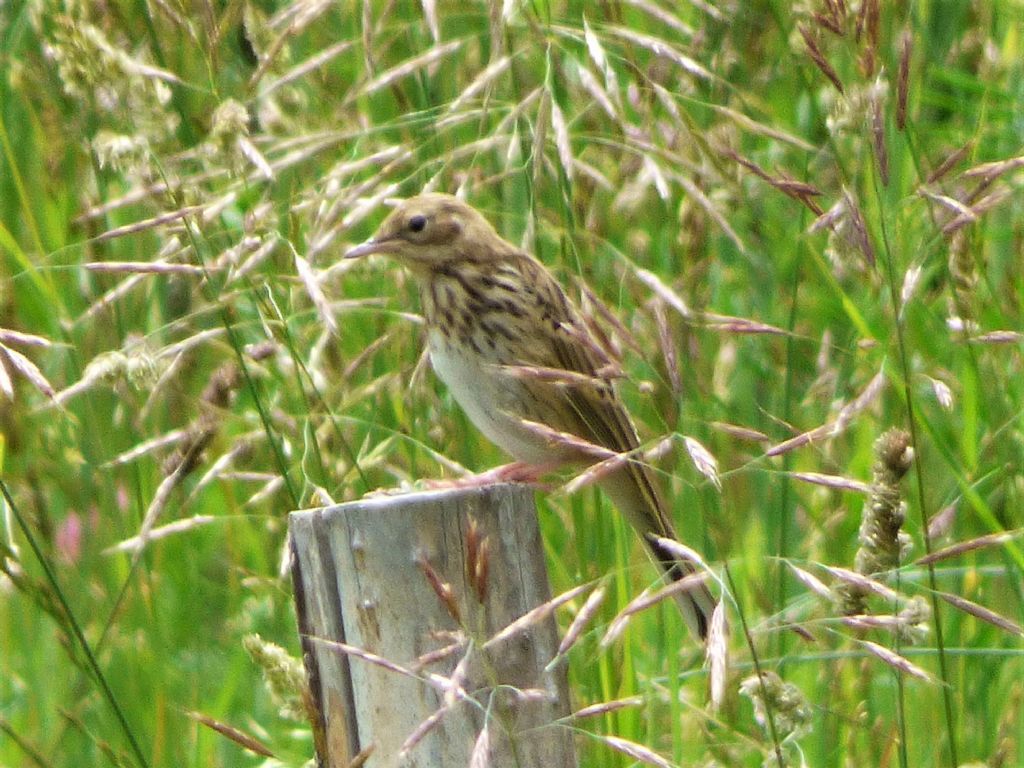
[344,193,509,271]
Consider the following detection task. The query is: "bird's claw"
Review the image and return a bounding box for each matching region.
[422,461,558,490]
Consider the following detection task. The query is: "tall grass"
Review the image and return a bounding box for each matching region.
[1,1,1022,766]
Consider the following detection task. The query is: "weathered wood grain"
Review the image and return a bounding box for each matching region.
[290,484,578,767]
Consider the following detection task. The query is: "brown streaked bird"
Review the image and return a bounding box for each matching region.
[345,193,716,641]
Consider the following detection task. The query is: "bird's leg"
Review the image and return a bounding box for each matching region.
[423,460,563,490]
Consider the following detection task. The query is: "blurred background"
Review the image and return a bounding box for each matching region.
[1,1,1022,766]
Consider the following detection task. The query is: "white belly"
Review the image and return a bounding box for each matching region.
[428,330,556,464]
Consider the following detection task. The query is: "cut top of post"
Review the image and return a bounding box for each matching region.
[289,483,578,768]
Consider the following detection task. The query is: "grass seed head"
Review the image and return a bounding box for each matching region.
[739,670,813,741]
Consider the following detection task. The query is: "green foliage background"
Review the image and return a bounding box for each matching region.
[1,1,1022,766]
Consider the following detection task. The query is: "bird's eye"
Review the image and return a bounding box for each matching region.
[408,215,427,233]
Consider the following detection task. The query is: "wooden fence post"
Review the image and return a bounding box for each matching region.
[289,483,579,768]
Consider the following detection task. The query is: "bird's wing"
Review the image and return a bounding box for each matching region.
[507,256,636,447]
[505,256,674,536]
[504,256,714,641]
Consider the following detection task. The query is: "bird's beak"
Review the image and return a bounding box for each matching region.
[344,237,396,259]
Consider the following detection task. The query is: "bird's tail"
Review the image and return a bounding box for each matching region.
[599,464,718,642]
[644,532,718,641]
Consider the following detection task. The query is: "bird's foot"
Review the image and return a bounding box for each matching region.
[423,461,560,490]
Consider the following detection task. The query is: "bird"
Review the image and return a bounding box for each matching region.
[344,193,716,641]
